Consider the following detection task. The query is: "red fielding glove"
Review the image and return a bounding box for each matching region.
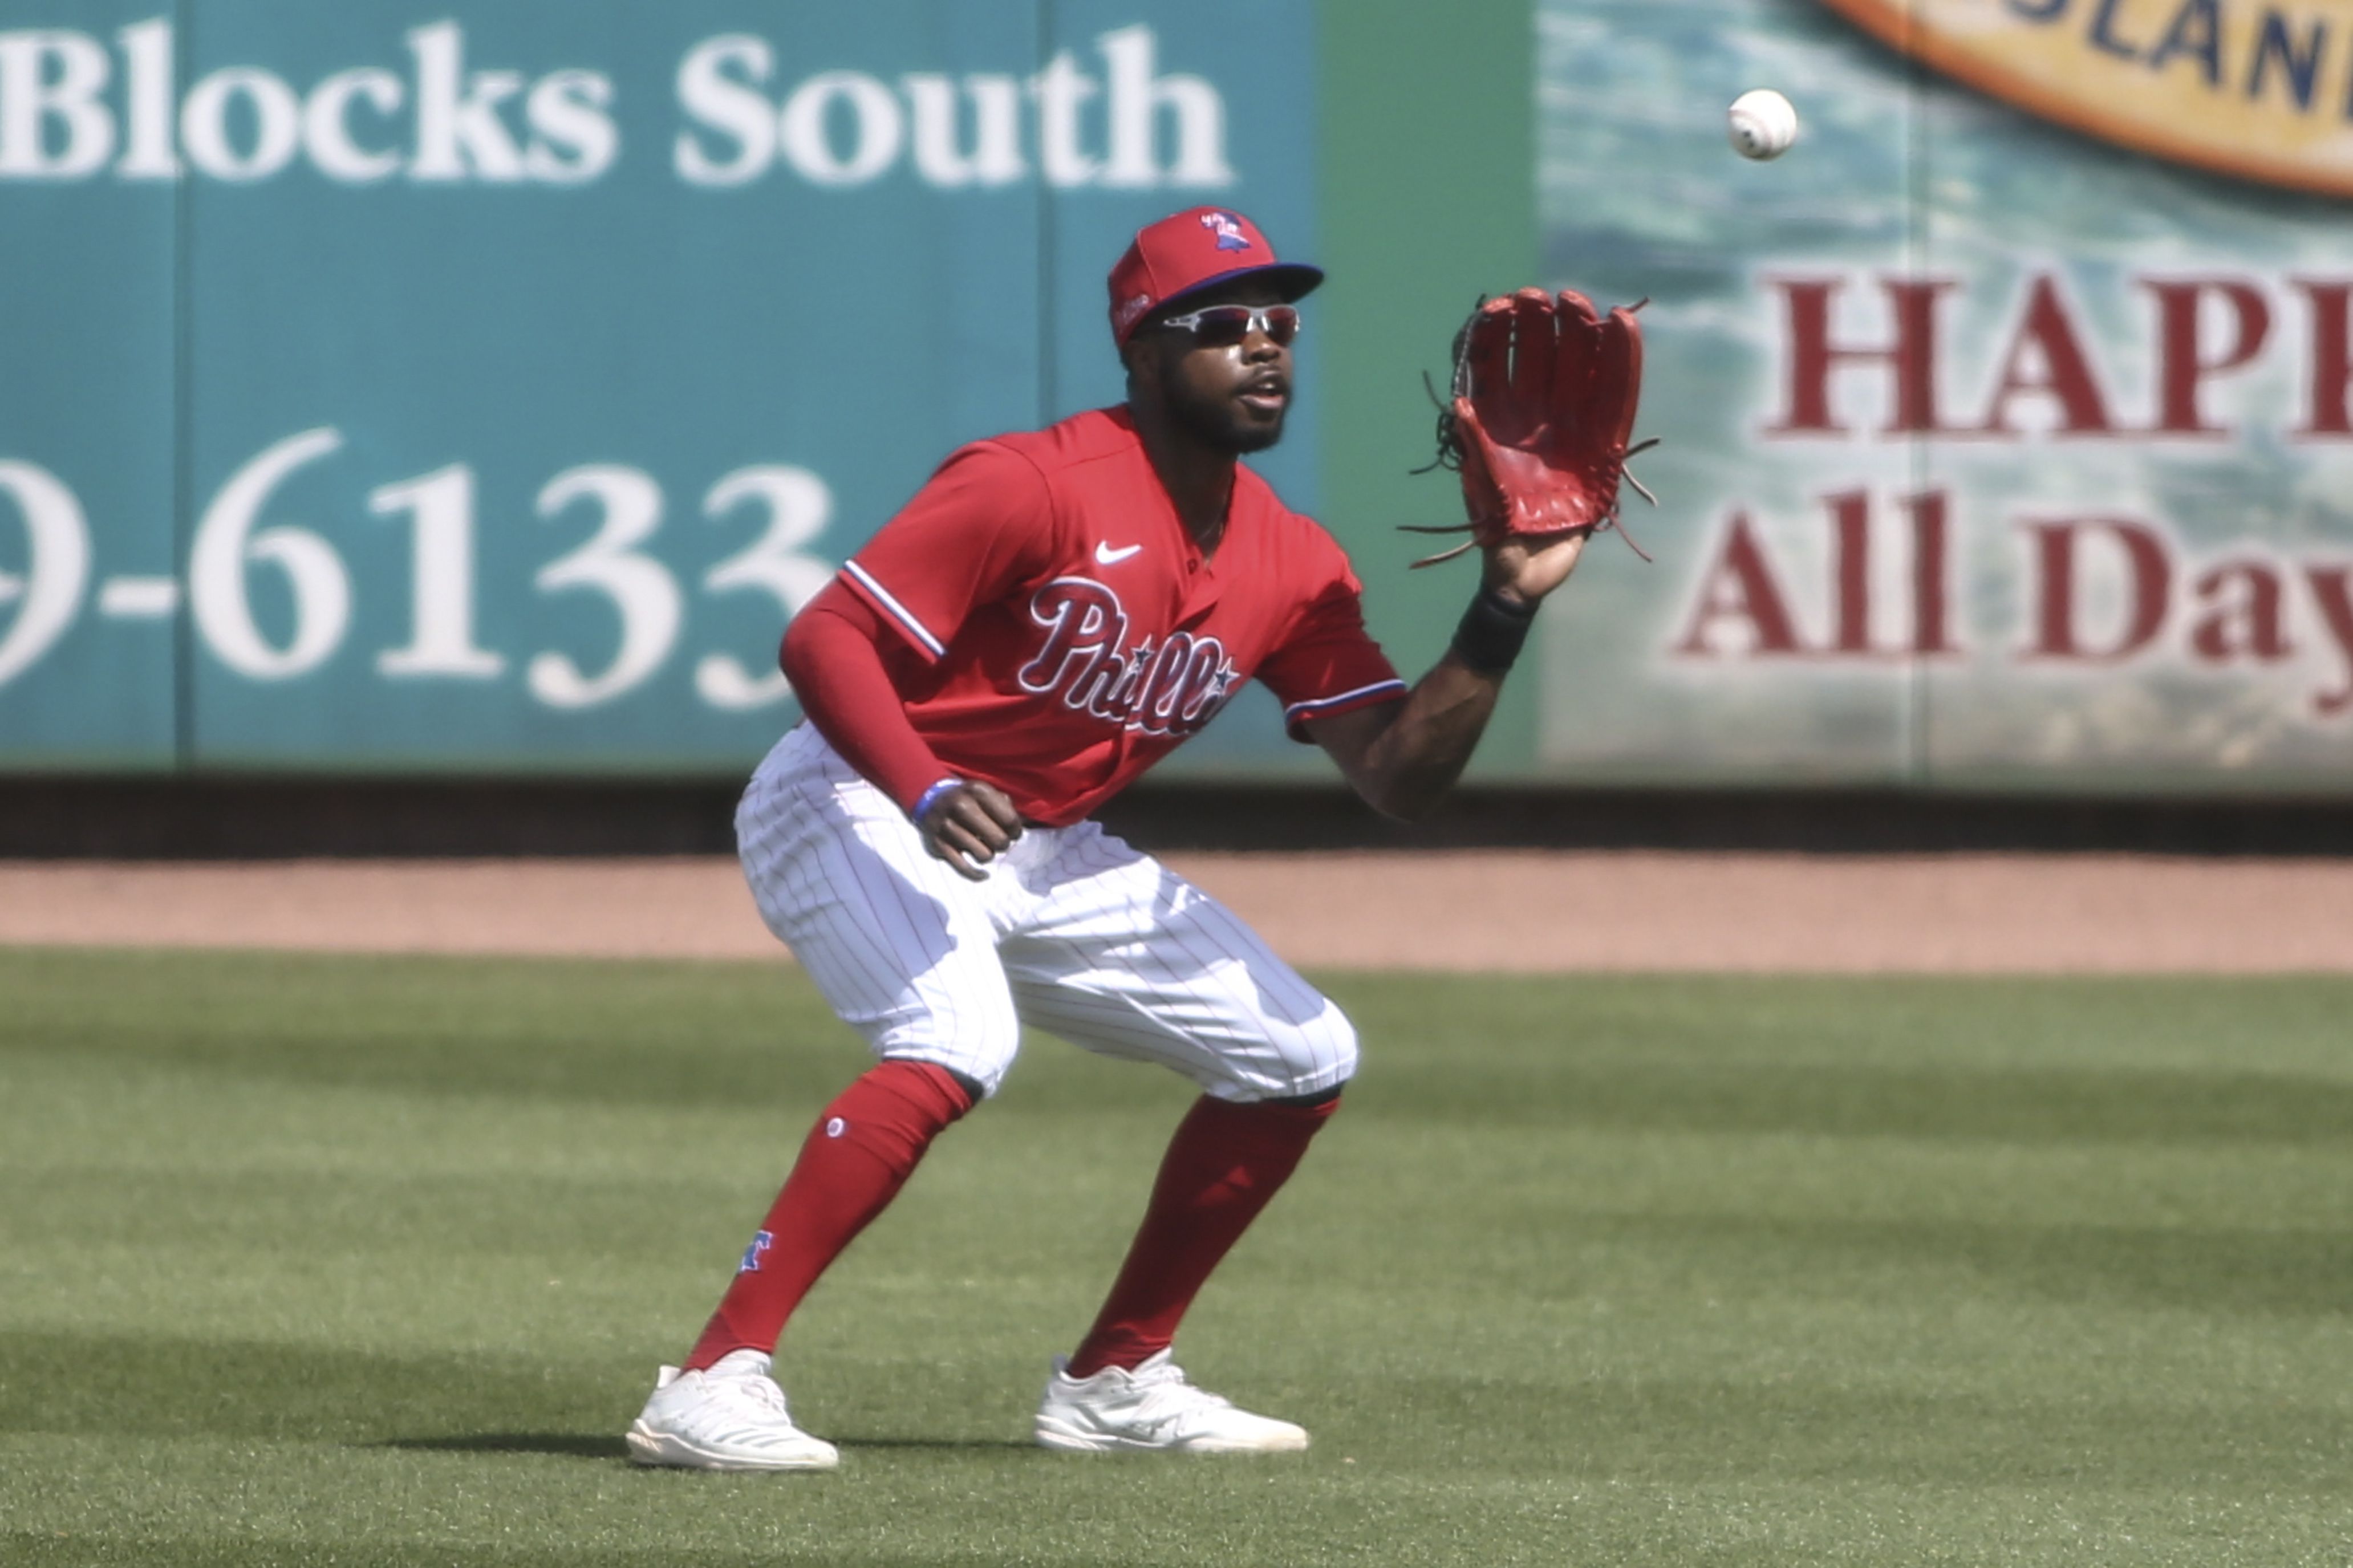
[1406,287,1654,567]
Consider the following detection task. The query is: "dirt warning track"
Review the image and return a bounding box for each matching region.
[3,852,2350,973]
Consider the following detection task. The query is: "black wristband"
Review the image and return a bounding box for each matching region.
[1450,587,1539,673]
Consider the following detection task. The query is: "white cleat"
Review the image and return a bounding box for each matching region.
[1034,1350,1309,1454]
[624,1349,840,1472]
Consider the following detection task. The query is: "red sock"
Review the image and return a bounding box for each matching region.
[684,1061,974,1371]
[1066,1092,1340,1379]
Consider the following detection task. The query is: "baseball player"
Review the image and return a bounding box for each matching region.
[626,206,1597,1468]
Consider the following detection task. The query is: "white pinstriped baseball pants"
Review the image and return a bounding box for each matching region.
[736,724,1359,1102]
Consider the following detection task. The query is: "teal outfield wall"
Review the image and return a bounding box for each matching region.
[5,1,2350,793]
[0,0,1339,774]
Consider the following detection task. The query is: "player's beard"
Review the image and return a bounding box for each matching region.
[1162,363,1286,454]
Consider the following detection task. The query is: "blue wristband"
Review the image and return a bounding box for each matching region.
[910,777,964,824]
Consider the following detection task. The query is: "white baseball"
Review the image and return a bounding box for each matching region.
[1727,88,1798,160]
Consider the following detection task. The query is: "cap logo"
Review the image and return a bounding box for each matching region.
[1200,211,1251,252]
[1115,292,1154,328]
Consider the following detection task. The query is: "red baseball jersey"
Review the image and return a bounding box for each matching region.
[837,406,1405,826]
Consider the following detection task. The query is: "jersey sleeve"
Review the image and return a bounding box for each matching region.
[838,441,1059,663]
[779,583,958,816]
[1253,533,1407,742]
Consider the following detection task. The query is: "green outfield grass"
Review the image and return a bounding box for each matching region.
[2,948,2348,1566]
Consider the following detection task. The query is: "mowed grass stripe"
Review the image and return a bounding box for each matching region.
[1,948,2348,1566]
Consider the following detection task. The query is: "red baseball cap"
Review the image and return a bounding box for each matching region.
[1106,206,1324,346]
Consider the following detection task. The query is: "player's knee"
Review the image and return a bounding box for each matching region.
[881,1044,1014,1100]
[1322,1007,1361,1086]
[1266,1001,1357,1100]
[875,999,1022,1100]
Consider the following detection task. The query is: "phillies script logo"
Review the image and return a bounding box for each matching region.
[1016,578,1240,737]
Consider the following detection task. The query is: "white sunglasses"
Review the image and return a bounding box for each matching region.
[1155,303,1303,346]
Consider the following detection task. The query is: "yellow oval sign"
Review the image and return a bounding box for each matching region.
[1816,0,2353,198]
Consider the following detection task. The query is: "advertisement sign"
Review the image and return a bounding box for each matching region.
[1821,0,2353,198]
[0,1,1317,770]
[1538,0,2353,789]
[6,0,2351,794]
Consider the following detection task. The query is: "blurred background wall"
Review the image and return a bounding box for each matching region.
[2,0,2348,848]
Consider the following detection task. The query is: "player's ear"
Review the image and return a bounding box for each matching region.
[1119,332,1161,391]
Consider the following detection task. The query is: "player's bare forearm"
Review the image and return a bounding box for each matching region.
[1310,657,1505,820]
[1307,530,1588,820]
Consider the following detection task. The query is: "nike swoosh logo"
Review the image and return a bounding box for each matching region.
[1094,542,1143,565]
